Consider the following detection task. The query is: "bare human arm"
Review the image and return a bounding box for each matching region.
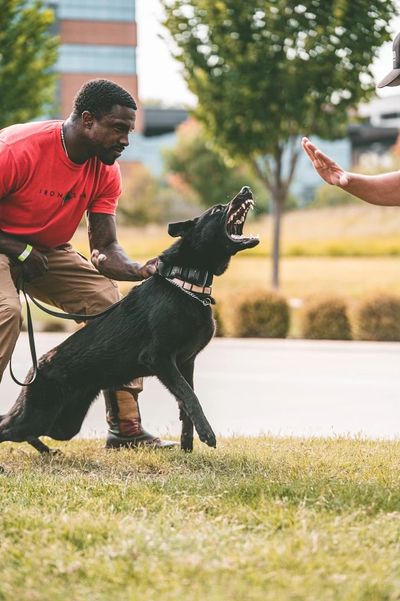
[88,212,158,281]
[302,137,400,207]
[0,230,48,280]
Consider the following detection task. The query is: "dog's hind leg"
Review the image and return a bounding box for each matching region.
[46,387,99,441]
[0,374,65,443]
[150,355,216,448]
[27,437,51,454]
[178,360,195,452]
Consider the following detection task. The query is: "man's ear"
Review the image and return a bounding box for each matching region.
[81,110,94,129]
[168,218,197,238]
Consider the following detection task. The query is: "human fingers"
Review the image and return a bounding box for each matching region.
[91,249,107,268]
[145,257,159,272]
[301,138,322,167]
[140,263,157,278]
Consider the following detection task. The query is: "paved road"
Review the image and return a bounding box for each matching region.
[1,333,400,440]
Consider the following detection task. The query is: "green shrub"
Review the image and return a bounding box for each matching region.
[353,293,400,341]
[300,296,352,340]
[235,292,290,338]
[311,182,360,208]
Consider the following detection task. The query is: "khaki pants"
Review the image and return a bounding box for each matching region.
[0,245,143,432]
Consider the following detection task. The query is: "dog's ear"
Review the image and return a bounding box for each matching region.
[168,219,197,238]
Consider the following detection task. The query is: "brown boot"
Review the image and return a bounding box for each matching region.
[104,387,178,449]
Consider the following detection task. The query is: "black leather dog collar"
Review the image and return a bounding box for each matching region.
[157,260,213,289]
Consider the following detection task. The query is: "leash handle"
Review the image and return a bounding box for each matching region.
[9,284,37,386]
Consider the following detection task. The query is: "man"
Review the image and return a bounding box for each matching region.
[0,78,177,449]
[302,32,400,207]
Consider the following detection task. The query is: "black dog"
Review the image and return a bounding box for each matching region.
[0,187,259,459]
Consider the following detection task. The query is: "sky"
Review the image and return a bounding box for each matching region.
[136,0,400,107]
[136,0,196,106]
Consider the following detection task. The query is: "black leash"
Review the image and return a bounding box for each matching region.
[9,276,123,387]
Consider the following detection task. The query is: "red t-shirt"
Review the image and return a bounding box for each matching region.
[0,120,121,248]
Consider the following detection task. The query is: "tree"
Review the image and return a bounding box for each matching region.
[0,0,59,128]
[161,0,397,287]
[164,119,266,212]
[118,162,202,225]
[118,163,162,225]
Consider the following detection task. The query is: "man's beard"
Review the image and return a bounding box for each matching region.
[98,150,117,165]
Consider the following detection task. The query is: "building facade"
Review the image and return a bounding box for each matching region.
[46,0,138,121]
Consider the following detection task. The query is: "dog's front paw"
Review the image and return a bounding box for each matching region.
[198,427,217,448]
[205,433,217,448]
[180,438,193,453]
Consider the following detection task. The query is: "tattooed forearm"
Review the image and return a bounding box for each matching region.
[87,213,157,281]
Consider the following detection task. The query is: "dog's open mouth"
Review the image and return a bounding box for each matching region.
[225,186,259,246]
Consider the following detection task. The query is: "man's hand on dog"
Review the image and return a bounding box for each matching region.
[91,248,158,280]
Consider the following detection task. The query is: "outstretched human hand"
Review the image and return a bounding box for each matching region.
[301,137,349,187]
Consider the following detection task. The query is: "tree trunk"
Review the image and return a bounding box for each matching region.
[251,142,299,290]
[271,192,283,289]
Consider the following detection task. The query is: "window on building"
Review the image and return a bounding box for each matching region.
[57,45,136,74]
[48,0,135,22]
[381,112,400,120]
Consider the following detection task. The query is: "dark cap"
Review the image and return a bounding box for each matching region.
[377,33,400,88]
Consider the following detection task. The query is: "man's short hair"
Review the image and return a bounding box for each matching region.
[72,79,137,118]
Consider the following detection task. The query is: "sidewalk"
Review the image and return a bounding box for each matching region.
[1,334,400,439]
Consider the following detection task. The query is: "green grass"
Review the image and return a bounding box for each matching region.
[1,437,400,600]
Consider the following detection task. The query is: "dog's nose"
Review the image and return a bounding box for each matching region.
[241,186,252,194]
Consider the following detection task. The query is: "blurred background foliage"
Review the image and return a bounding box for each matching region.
[163,120,266,212]
[0,0,59,128]
[119,120,302,223]
[161,0,398,287]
